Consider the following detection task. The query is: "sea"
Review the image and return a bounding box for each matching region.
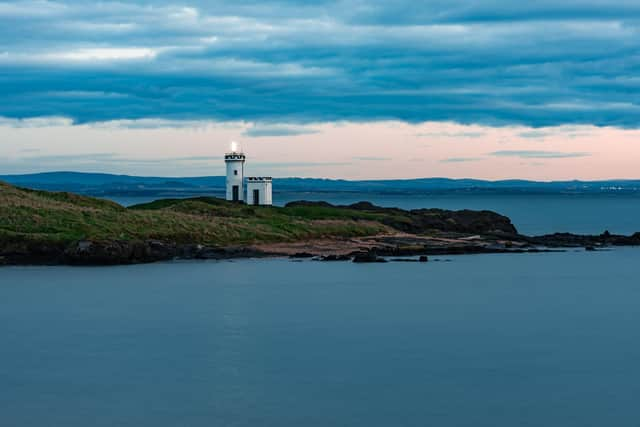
[2,193,640,426]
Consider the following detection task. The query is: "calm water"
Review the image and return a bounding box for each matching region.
[110,192,640,236]
[2,248,640,426]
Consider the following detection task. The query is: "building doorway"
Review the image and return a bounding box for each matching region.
[232,185,239,201]
[253,189,260,205]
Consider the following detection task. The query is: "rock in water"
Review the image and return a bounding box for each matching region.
[319,254,351,261]
[290,252,314,258]
[352,252,387,263]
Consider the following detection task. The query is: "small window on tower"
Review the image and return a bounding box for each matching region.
[234,170,238,176]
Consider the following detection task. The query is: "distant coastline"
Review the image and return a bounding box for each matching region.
[2,171,640,198]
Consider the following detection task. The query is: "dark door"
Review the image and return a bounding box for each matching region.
[253,189,260,205]
[232,185,239,201]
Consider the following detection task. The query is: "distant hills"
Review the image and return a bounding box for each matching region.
[1,171,640,197]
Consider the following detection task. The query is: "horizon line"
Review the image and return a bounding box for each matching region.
[1,170,640,184]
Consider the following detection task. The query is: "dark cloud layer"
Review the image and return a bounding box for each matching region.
[1,1,639,127]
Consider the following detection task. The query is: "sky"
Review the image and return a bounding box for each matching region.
[1,0,639,179]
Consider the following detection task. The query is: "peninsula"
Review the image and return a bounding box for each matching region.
[1,181,639,265]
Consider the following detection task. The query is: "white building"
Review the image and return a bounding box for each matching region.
[224,144,273,205]
[246,177,273,206]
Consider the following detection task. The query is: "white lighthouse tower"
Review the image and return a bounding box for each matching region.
[225,141,245,202]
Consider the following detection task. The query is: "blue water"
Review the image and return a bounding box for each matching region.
[110,192,640,236]
[2,248,640,426]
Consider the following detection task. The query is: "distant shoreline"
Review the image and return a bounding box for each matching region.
[2,171,640,197]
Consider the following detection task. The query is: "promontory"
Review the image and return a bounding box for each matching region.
[1,181,638,265]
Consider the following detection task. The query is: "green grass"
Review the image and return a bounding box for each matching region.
[0,182,388,246]
[0,180,519,249]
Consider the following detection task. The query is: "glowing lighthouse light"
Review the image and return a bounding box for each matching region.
[230,141,239,153]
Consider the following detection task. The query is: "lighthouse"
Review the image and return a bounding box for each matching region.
[225,141,245,202]
[224,141,273,205]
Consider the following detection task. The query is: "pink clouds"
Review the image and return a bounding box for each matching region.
[1,118,638,180]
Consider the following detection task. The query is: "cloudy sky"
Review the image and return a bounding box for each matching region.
[1,0,639,179]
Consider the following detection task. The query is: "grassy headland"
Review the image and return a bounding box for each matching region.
[6,180,633,265]
[0,181,388,246]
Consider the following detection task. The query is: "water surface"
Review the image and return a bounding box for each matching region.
[2,249,640,426]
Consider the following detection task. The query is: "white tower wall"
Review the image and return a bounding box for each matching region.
[225,152,245,202]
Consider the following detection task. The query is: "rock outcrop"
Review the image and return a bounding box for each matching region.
[0,239,268,266]
[286,200,518,235]
[352,251,387,263]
